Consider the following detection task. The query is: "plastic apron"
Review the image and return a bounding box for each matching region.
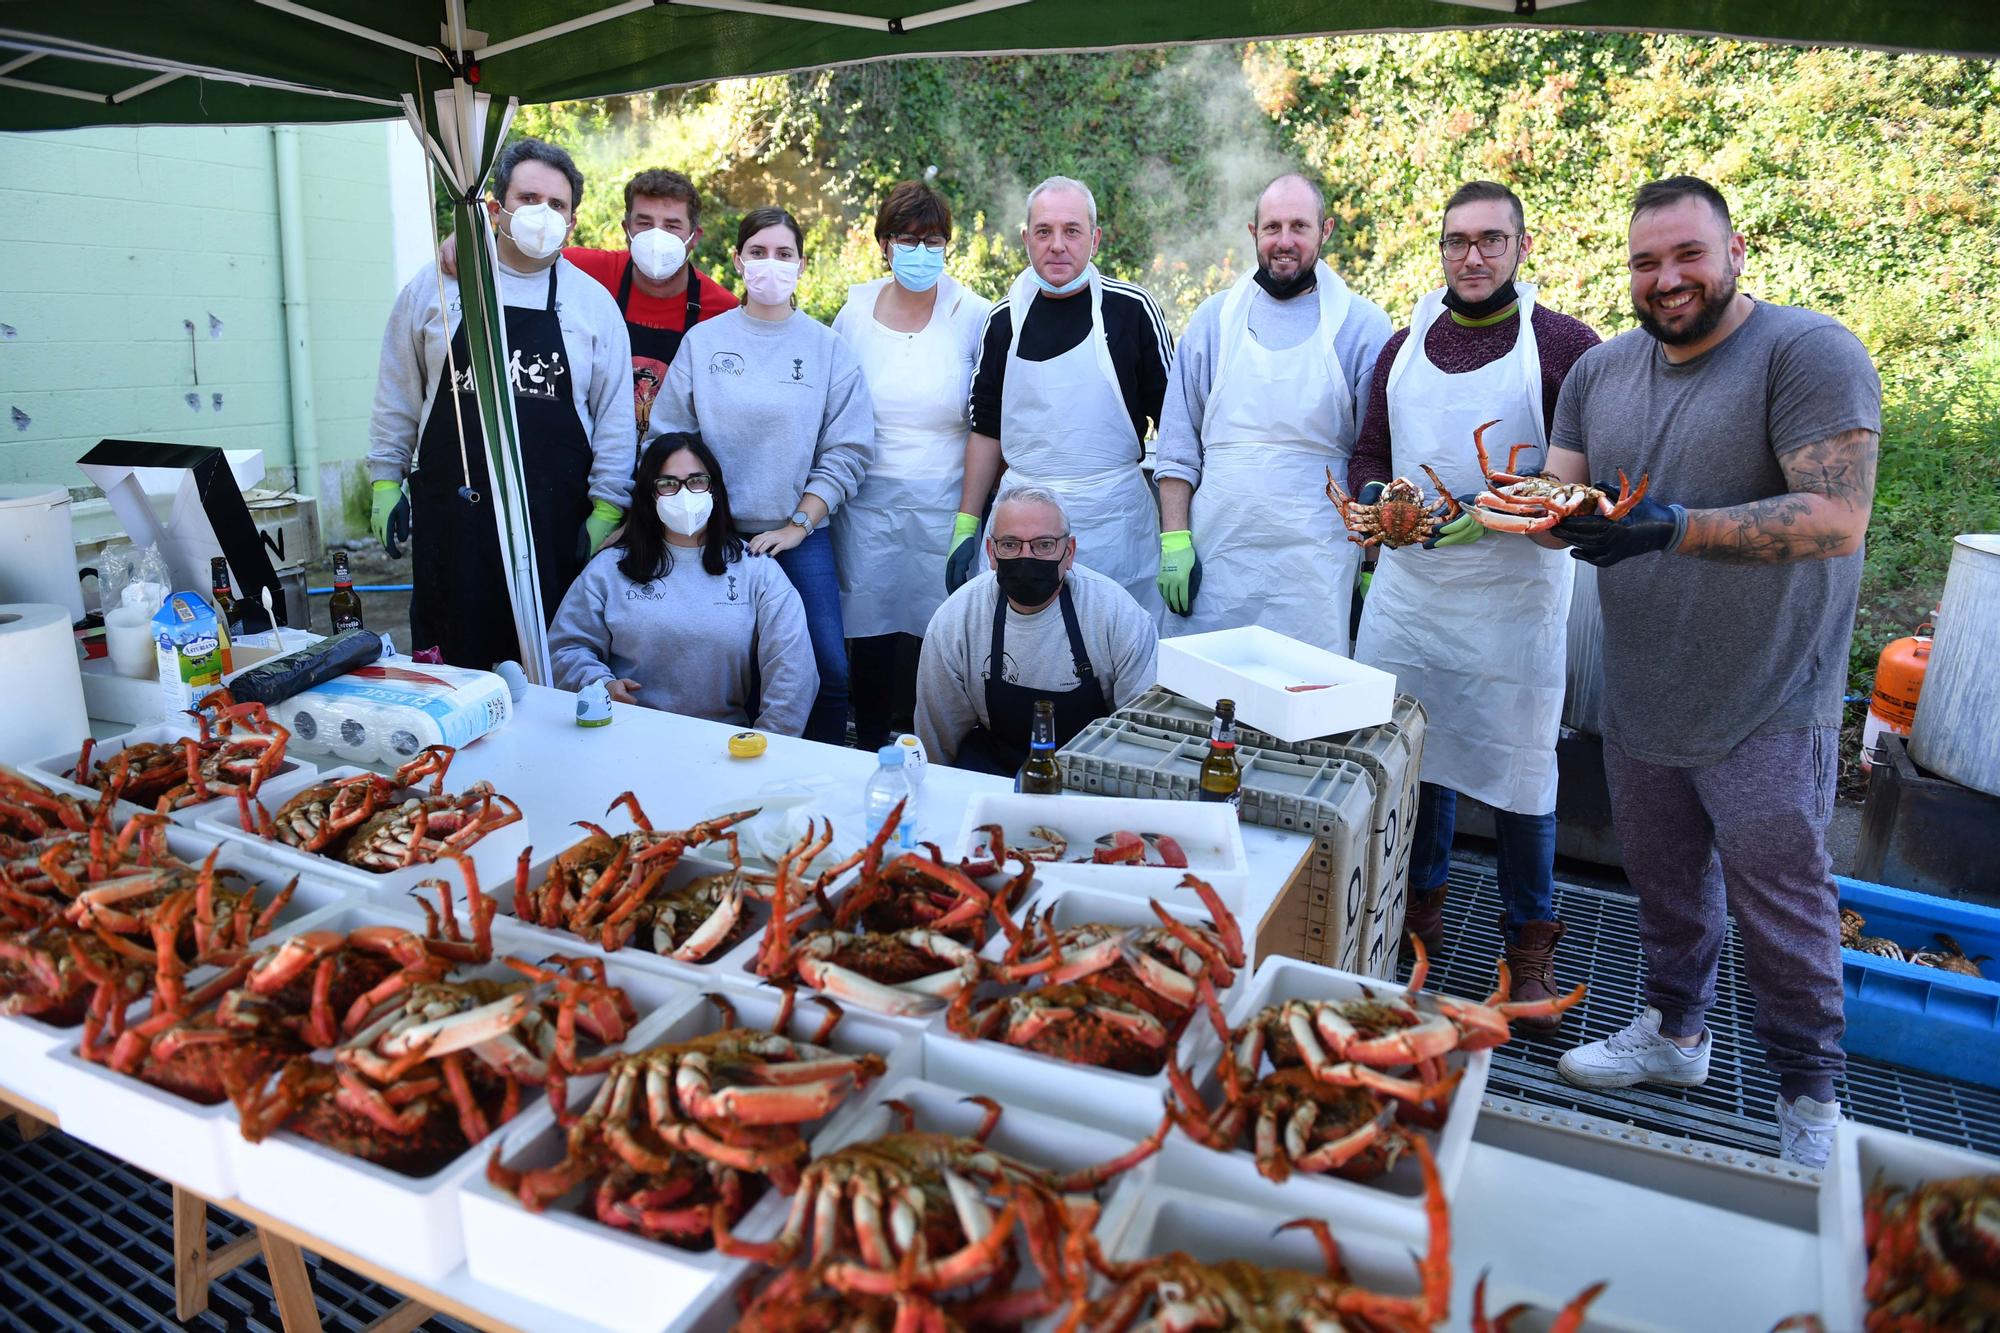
[1353,284,1571,815]
[1178,262,1359,654]
[995,265,1162,618]
[832,277,974,638]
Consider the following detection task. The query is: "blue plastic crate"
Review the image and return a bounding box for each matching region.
[1838,875,2000,1088]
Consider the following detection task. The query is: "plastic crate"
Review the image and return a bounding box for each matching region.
[1838,873,2000,1088]
[1120,688,1425,970]
[1059,717,1379,975]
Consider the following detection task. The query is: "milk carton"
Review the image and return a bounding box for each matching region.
[152,590,233,710]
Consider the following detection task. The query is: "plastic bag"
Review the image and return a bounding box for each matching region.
[702,776,864,874]
[97,541,136,614]
[125,542,172,613]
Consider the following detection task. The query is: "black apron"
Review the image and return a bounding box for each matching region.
[956,581,1111,776]
[409,266,594,669]
[618,264,704,443]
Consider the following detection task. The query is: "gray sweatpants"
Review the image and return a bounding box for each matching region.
[1603,726,1845,1104]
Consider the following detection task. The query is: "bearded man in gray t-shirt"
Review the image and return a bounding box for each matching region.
[1523,176,1880,1169]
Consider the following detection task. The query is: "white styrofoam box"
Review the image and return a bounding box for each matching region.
[192,763,529,906]
[78,654,171,726]
[1157,625,1396,743]
[1157,954,1489,1247]
[461,985,915,1333]
[921,882,1244,1138]
[1818,1119,2000,1332]
[953,792,1250,910]
[26,719,317,828]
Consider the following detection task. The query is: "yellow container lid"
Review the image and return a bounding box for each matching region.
[728,730,768,758]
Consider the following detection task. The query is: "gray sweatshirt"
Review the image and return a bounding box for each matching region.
[548,545,818,736]
[366,258,638,508]
[650,308,876,532]
[1153,279,1391,488]
[915,565,1159,764]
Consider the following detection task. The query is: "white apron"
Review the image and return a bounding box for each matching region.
[995,265,1162,617]
[1177,262,1359,654]
[832,276,976,638]
[1353,284,1572,815]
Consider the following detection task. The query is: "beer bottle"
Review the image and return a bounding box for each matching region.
[1016,699,1064,794]
[208,557,242,637]
[328,551,365,632]
[1199,697,1242,813]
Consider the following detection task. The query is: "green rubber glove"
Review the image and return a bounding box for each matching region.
[945,511,982,594]
[1158,530,1201,616]
[1359,569,1373,598]
[1425,504,1487,549]
[370,480,405,551]
[584,500,624,557]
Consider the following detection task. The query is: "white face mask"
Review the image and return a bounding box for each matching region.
[741,256,800,306]
[630,228,687,283]
[655,487,713,536]
[503,202,569,261]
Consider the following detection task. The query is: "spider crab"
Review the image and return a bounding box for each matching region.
[0,768,101,843]
[1324,465,1464,551]
[488,988,884,1240]
[823,802,1034,950]
[70,694,291,813]
[1468,418,1650,534]
[755,821,985,1017]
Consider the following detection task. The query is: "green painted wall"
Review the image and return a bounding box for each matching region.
[0,122,411,533]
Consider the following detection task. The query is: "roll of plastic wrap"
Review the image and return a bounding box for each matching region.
[0,602,89,764]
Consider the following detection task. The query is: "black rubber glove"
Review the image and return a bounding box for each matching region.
[1552,490,1686,568]
[384,493,411,560]
[1354,481,1386,506]
[945,530,981,594]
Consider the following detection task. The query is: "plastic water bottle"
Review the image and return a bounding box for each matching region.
[864,745,917,853]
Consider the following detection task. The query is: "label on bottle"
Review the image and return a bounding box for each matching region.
[332,611,363,632]
[1198,785,1242,812]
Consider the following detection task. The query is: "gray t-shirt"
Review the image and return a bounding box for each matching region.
[1552,299,1881,765]
[549,545,818,735]
[915,565,1159,764]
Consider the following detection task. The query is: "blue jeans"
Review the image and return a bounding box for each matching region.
[773,527,850,746]
[1408,782,1556,928]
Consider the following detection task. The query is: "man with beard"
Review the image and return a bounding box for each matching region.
[1346,180,1601,1023]
[1539,176,1879,1168]
[1153,172,1391,650]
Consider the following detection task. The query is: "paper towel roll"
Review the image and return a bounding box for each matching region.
[0,485,86,622]
[0,602,89,764]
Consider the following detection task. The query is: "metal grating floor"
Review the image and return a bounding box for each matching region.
[1424,862,2000,1159]
[0,1117,475,1333]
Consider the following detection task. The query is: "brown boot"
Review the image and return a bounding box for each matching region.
[1500,915,1568,1034]
[1401,885,1447,958]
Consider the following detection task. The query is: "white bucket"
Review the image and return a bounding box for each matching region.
[0,484,86,622]
[1909,534,2000,798]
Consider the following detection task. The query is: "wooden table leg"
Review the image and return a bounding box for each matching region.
[361,1300,438,1333]
[11,1108,48,1141]
[173,1186,264,1320]
[258,1228,325,1333]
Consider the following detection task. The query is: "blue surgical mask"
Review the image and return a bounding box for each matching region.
[1031,263,1092,297]
[890,243,945,293]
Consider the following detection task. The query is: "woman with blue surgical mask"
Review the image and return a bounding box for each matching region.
[830,180,993,750]
[652,207,875,747]
[550,433,817,735]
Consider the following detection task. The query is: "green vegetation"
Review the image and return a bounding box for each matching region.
[509,34,2000,698]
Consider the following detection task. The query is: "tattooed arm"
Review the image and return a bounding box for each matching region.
[1676,428,1878,563]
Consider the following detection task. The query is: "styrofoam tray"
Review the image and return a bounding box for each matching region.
[1818,1119,2000,1332]
[1157,954,1489,1247]
[26,719,316,829]
[1157,624,1395,742]
[192,763,529,905]
[953,792,1250,909]
[225,916,692,1284]
[921,882,1242,1138]
[461,984,916,1333]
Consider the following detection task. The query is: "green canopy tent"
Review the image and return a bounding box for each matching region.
[5,2,1995,679]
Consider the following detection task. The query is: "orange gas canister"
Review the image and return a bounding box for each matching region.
[1860,620,1933,770]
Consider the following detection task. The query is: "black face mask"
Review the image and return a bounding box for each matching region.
[995,556,1064,607]
[1442,279,1520,322]
[1253,263,1318,301]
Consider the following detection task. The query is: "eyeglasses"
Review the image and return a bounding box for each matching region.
[991,535,1068,559]
[1440,233,1518,261]
[890,234,948,253]
[652,474,712,496]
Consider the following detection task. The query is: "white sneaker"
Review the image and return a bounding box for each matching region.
[1775,1094,1840,1168]
[1557,1007,1711,1089]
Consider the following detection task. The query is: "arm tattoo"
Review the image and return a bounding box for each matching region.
[1684,428,1878,564]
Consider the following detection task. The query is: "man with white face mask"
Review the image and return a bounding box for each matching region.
[1153,172,1391,652]
[367,137,635,669]
[949,177,1174,617]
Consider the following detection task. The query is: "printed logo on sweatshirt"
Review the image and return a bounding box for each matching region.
[707,352,745,376]
[979,650,1079,690]
[724,574,741,603]
[782,356,815,388]
[625,581,667,601]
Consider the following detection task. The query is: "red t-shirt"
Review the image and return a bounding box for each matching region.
[562,247,739,330]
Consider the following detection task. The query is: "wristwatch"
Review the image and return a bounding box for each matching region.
[789,508,813,532]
